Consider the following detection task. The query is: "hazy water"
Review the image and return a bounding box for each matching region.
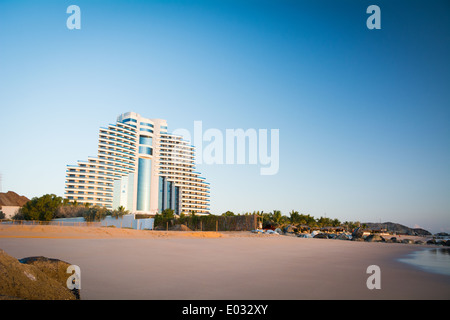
[398,248,450,277]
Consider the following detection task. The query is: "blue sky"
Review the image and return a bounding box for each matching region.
[0,0,449,233]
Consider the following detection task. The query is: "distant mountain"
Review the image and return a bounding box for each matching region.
[363,221,431,236]
[0,191,29,207]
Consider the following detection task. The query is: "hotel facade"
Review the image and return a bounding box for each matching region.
[64,112,210,215]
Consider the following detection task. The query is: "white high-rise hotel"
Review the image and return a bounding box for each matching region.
[64,112,210,215]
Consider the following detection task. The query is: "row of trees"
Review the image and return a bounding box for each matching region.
[153,209,215,229]
[155,209,363,231]
[221,210,363,231]
[12,194,129,222]
[154,209,258,231]
[8,193,363,231]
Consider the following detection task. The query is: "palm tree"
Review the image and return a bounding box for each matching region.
[332,218,341,227]
[272,210,283,227]
[289,210,299,224]
[112,206,128,219]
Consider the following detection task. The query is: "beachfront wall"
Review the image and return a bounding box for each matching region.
[101,214,154,230]
[157,214,260,231]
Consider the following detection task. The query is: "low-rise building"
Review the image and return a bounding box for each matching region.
[0,191,29,219]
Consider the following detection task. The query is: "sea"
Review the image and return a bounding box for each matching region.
[398,247,450,277]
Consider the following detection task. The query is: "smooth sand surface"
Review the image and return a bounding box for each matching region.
[1,225,449,300]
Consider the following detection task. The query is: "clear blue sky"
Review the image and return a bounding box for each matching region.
[1,0,449,234]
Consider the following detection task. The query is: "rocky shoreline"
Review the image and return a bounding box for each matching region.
[348,227,449,245]
[253,226,450,246]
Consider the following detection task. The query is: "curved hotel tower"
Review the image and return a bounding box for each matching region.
[64,112,210,215]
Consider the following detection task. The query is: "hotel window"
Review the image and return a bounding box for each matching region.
[140,128,153,134]
[139,136,152,146]
[139,146,153,155]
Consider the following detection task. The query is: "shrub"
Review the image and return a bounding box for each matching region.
[54,205,87,219]
[83,206,110,222]
[18,194,62,221]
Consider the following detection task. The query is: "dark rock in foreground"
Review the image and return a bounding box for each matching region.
[19,256,80,300]
[0,249,78,300]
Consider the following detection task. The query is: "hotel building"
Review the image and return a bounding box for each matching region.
[64,112,210,215]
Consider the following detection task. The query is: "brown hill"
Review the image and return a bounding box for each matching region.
[0,191,29,207]
[363,222,432,236]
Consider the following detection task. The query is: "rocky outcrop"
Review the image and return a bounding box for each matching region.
[386,237,398,243]
[0,249,78,300]
[19,256,80,299]
[335,234,350,240]
[313,233,329,239]
[283,225,298,234]
[351,227,364,240]
[364,234,385,242]
[363,222,431,236]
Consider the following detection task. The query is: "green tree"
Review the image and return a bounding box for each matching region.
[111,206,129,219]
[221,211,235,217]
[154,208,175,228]
[18,194,62,221]
[83,206,109,222]
[316,216,334,228]
[332,218,341,227]
[289,210,300,224]
[162,208,175,220]
[271,210,283,226]
[297,213,315,226]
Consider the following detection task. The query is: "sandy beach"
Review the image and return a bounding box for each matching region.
[1,224,449,300]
